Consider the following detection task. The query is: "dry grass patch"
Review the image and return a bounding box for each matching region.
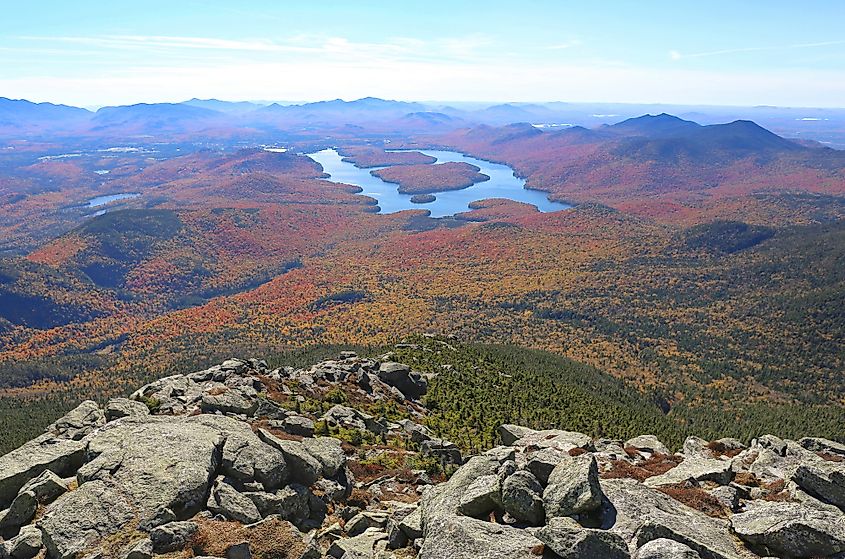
[347,488,375,509]
[657,484,726,518]
[600,453,683,482]
[818,451,845,463]
[705,440,744,458]
[732,471,758,486]
[192,517,306,559]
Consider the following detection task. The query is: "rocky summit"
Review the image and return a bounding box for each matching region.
[2,344,845,559]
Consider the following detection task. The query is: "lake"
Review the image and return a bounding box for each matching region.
[80,192,141,216]
[85,192,140,208]
[307,148,570,217]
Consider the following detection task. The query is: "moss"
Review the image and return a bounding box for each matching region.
[138,396,161,413]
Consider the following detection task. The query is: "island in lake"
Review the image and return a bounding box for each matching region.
[338,147,436,168]
[410,193,436,203]
[370,161,490,194]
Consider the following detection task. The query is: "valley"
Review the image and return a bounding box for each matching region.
[0,98,842,458]
[3,2,845,556]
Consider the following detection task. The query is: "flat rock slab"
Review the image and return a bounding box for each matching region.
[40,480,135,559]
[600,478,743,559]
[644,457,732,487]
[535,517,629,559]
[77,416,226,521]
[793,459,845,510]
[510,428,592,452]
[731,501,845,558]
[0,434,85,509]
[419,516,545,559]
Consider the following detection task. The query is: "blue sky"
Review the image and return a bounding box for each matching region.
[1,0,844,107]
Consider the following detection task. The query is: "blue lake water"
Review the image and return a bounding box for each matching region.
[307,149,570,218]
[81,193,140,216]
[85,192,140,208]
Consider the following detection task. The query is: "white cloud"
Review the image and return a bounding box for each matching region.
[3,34,845,107]
[3,56,844,108]
[546,39,582,50]
[669,39,845,61]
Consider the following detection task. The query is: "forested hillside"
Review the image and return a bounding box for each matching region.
[4,335,844,455]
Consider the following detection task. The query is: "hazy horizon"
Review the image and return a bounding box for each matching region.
[3,0,844,107]
[8,96,845,112]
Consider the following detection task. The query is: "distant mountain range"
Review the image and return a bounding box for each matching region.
[438,111,845,219]
[1,96,844,147]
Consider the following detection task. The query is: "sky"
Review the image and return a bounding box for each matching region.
[1,0,844,108]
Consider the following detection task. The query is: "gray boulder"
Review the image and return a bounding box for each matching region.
[708,486,739,512]
[200,389,257,416]
[418,454,502,526]
[399,420,434,443]
[799,437,845,457]
[636,538,701,559]
[731,500,845,558]
[0,433,85,508]
[226,542,251,559]
[501,470,545,525]
[221,358,250,374]
[302,437,346,478]
[206,477,261,524]
[254,398,290,421]
[499,424,538,445]
[386,518,408,550]
[346,511,389,536]
[245,484,310,523]
[419,515,545,559]
[257,431,322,486]
[457,474,501,518]
[48,401,105,440]
[0,491,37,533]
[327,527,388,558]
[4,525,43,559]
[105,398,150,421]
[40,480,135,559]
[525,447,567,485]
[600,478,742,559]
[644,457,732,487]
[321,405,386,435]
[625,435,670,457]
[77,416,224,521]
[740,446,807,482]
[420,439,463,466]
[221,430,288,491]
[793,459,845,509]
[123,538,153,559]
[19,470,67,505]
[509,427,592,452]
[543,454,602,518]
[313,477,347,503]
[149,520,198,553]
[377,361,426,400]
[682,437,710,459]
[278,415,315,437]
[754,434,788,456]
[535,516,629,558]
[398,508,423,540]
